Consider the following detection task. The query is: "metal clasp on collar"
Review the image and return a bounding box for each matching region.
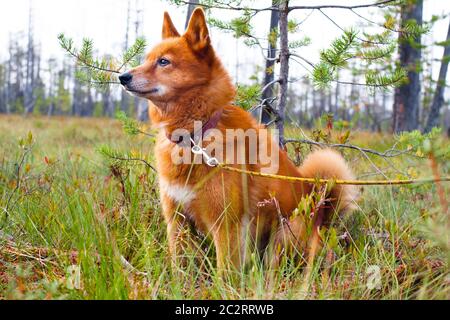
[190,138,219,167]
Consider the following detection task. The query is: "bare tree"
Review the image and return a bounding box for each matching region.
[333,72,341,118]
[10,38,26,114]
[102,84,114,117]
[72,69,83,116]
[121,0,132,113]
[260,0,280,124]
[24,4,36,115]
[425,19,450,133]
[276,0,290,146]
[393,0,423,133]
[47,58,57,116]
[5,37,13,114]
[0,64,5,113]
[134,0,148,121]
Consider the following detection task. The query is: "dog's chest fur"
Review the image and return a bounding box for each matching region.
[159,177,196,206]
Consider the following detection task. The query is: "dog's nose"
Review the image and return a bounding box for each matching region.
[119,72,133,86]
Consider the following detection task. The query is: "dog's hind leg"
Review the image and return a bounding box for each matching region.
[270,213,308,269]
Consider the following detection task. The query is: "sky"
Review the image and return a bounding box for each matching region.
[0,0,449,95]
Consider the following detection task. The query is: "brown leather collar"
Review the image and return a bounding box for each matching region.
[167,108,223,145]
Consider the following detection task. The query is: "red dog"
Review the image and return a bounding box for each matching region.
[120,8,357,272]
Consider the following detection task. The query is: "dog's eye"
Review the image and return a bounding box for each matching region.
[157,58,171,67]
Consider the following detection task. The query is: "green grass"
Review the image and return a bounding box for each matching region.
[0,115,448,300]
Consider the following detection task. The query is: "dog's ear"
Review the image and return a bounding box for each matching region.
[184,8,210,53]
[162,12,180,39]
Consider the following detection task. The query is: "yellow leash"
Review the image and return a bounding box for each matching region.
[218,164,450,186]
[189,136,449,186]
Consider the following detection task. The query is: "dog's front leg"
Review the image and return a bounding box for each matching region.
[161,194,194,269]
[211,215,249,275]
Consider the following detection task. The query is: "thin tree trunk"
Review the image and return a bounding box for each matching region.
[312,87,317,121]
[24,5,35,115]
[121,0,131,113]
[86,85,94,117]
[13,42,24,114]
[6,39,12,114]
[261,0,280,124]
[134,0,148,121]
[393,0,423,133]
[334,72,340,118]
[276,0,289,146]
[425,19,450,133]
[349,68,358,124]
[72,72,82,116]
[444,105,450,136]
[47,58,55,116]
[303,82,309,124]
[319,90,326,115]
[103,87,113,117]
[0,65,5,113]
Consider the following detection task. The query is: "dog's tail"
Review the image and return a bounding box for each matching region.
[271,149,359,266]
[299,148,358,221]
[272,149,358,266]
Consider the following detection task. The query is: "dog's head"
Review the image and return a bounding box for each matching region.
[120,8,216,103]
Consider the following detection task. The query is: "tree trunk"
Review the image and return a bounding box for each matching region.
[133,0,148,121]
[86,85,94,117]
[47,59,54,116]
[424,19,450,133]
[276,0,289,146]
[319,90,326,115]
[334,72,340,118]
[101,85,112,117]
[349,67,359,124]
[121,0,131,113]
[444,105,450,136]
[0,65,4,113]
[260,0,280,124]
[393,0,423,133]
[303,81,309,125]
[24,5,35,115]
[72,75,82,116]
[6,40,12,114]
[311,87,318,121]
[13,42,24,114]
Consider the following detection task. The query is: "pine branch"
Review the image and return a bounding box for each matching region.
[97,145,156,171]
[118,37,147,70]
[58,33,147,89]
[58,34,120,74]
[115,111,155,138]
[170,0,399,13]
[365,68,407,88]
[289,0,399,11]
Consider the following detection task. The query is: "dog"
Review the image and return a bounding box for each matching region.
[119,8,358,272]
